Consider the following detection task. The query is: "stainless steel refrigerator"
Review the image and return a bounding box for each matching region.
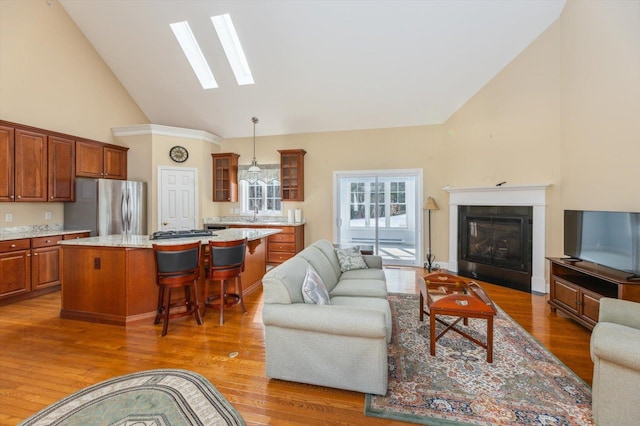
[64,178,147,236]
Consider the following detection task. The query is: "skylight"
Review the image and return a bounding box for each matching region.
[170,21,218,89]
[211,14,255,85]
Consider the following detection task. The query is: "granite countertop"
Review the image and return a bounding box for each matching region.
[204,217,306,227]
[57,228,282,249]
[0,229,92,242]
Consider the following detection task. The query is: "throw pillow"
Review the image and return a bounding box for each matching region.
[302,265,331,305]
[335,246,369,272]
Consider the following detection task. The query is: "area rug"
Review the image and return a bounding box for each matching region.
[19,369,245,426]
[365,293,593,425]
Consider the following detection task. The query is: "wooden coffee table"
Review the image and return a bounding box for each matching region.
[419,276,498,363]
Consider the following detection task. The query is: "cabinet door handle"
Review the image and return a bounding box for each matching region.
[26,253,31,257]
[17,195,21,199]
[45,240,51,243]
[10,244,16,248]
[34,253,38,256]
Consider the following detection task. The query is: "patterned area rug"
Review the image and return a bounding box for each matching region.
[365,293,594,425]
[19,369,245,426]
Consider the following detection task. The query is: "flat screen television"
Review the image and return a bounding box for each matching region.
[564,210,640,278]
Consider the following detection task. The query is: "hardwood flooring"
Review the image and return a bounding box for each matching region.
[0,268,593,425]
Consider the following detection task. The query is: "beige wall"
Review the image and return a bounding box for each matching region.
[3,0,640,276]
[439,0,640,262]
[442,14,563,262]
[115,130,221,232]
[0,0,148,228]
[560,0,640,212]
[220,125,446,247]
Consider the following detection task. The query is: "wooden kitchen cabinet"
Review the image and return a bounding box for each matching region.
[63,232,91,240]
[103,146,128,179]
[0,239,31,300]
[228,224,305,264]
[278,149,306,201]
[212,153,239,202]
[48,135,75,202]
[76,140,128,179]
[267,226,305,264]
[0,125,15,202]
[14,129,48,202]
[0,232,90,305]
[31,235,64,291]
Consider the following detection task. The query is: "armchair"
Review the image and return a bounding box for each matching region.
[590,297,640,425]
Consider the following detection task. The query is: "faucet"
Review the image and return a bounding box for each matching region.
[251,203,259,222]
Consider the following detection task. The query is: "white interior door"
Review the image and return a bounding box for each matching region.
[158,166,198,231]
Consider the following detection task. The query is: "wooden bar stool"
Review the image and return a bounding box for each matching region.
[204,238,247,325]
[152,241,203,336]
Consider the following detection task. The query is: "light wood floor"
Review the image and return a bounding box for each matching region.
[0,268,593,426]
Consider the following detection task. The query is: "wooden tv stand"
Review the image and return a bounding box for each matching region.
[547,257,640,330]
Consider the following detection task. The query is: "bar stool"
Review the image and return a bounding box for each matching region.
[152,241,203,336]
[204,238,247,325]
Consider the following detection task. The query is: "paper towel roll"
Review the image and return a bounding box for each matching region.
[294,209,302,223]
[287,209,294,223]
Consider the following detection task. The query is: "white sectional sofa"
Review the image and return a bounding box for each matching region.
[261,239,390,395]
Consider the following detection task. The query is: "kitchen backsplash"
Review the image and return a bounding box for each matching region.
[0,223,64,235]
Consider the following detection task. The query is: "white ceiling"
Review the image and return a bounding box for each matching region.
[59,0,565,139]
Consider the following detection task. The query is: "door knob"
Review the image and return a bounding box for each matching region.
[163,222,168,226]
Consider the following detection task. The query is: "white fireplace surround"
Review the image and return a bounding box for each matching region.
[445,184,551,294]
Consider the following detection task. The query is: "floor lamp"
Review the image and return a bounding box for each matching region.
[423,197,439,271]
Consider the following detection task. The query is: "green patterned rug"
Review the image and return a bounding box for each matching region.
[365,293,594,425]
[19,369,245,426]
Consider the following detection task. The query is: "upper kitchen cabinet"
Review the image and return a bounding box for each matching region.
[48,136,75,202]
[2,125,73,202]
[278,149,306,201]
[0,125,15,202]
[212,153,239,202]
[76,140,128,180]
[14,129,48,202]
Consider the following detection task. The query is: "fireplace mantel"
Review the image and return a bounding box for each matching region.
[444,184,551,293]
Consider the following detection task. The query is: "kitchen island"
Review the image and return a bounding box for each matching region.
[58,228,280,325]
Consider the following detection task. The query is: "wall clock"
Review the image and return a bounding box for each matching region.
[169,145,189,163]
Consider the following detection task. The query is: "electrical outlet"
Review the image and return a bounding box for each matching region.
[45,212,52,220]
[4,213,12,222]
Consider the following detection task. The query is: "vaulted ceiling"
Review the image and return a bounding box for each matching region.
[59,0,565,139]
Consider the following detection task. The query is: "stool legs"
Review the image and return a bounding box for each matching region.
[155,281,202,337]
[204,277,247,325]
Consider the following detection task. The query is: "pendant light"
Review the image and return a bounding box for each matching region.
[248,116,261,174]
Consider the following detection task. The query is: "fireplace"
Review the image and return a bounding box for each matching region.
[445,184,550,294]
[458,205,532,292]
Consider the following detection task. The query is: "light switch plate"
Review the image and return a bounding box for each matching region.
[4,213,12,222]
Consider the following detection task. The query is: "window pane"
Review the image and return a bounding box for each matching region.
[240,179,281,214]
[350,205,365,227]
[389,180,407,228]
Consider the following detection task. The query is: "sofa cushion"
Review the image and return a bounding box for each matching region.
[262,256,310,304]
[297,246,340,292]
[302,265,331,305]
[331,296,392,342]
[309,240,343,276]
[330,278,388,298]
[341,267,386,281]
[335,246,368,272]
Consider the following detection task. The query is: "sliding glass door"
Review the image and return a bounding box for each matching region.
[334,169,422,266]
